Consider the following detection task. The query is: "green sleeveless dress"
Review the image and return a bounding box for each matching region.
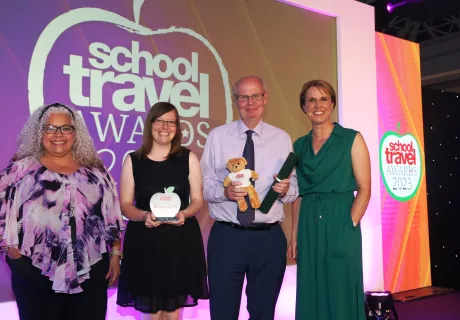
[293,123,365,320]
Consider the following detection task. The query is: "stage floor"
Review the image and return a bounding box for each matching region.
[2,265,458,320]
[0,265,297,320]
[394,291,460,320]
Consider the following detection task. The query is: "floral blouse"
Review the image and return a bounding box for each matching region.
[0,157,124,294]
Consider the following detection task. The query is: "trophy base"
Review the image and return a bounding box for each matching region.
[155,217,178,221]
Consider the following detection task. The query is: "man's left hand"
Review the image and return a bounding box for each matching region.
[272,174,290,198]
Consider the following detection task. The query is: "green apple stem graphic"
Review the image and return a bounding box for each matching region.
[165,187,175,193]
[133,0,145,25]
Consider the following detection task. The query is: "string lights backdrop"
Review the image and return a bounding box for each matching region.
[422,88,460,289]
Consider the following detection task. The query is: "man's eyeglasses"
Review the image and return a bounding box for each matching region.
[43,125,75,135]
[153,119,177,127]
[234,92,265,103]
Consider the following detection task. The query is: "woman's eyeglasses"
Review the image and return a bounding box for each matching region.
[153,119,177,127]
[43,125,76,135]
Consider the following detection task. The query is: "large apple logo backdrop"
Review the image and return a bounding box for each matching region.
[0,0,340,303]
[26,0,232,182]
[0,0,233,302]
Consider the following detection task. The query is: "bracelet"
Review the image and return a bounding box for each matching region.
[1,245,18,257]
[1,247,8,257]
[110,250,123,259]
[352,220,358,227]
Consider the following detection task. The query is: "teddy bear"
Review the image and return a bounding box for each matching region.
[223,157,261,212]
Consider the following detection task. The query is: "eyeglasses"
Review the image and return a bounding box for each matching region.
[153,118,177,127]
[43,124,75,135]
[234,92,265,102]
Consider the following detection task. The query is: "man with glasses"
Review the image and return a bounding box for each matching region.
[201,76,298,320]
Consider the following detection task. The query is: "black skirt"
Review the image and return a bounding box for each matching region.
[117,218,209,313]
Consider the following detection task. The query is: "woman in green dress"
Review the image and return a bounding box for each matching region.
[289,80,371,320]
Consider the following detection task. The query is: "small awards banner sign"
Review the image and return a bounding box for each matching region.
[379,122,422,202]
[376,32,430,293]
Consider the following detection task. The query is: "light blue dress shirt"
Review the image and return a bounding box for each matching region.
[201,120,299,224]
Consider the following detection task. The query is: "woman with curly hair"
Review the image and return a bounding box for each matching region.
[0,103,124,320]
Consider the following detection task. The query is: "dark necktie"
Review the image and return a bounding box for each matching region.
[237,130,255,226]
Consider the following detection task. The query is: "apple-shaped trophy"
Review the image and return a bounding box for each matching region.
[149,187,181,221]
[380,122,422,202]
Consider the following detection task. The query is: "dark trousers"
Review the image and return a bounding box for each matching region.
[207,222,287,320]
[6,254,110,320]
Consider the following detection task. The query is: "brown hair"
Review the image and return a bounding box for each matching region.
[135,102,183,159]
[299,79,337,112]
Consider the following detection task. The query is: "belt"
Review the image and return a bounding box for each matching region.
[217,220,280,231]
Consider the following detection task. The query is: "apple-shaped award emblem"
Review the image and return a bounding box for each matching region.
[149,186,181,221]
[26,0,234,176]
[27,0,233,123]
[380,122,422,201]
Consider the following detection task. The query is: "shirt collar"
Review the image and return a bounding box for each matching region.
[237,119,264,137]
[331,122,345,137]
[307,122,344,138]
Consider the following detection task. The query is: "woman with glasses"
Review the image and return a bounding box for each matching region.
[116,102,209,320]
[0,103,124,320]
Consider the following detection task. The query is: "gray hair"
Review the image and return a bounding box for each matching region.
[232,76,267,95]
[12,104,104,168]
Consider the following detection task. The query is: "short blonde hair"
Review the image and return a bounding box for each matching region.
[299,79,337,112]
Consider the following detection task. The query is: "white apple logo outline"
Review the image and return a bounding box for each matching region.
[27,0,233,124]
[379,125,423,202]
[149,186,181,221]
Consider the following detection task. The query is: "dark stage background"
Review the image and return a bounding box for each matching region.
[423,88,460,289]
